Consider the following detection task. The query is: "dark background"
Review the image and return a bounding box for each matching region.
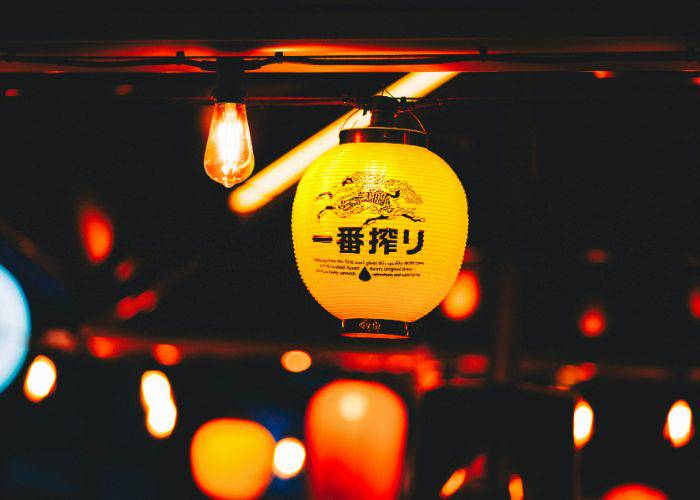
[1,6,700,498]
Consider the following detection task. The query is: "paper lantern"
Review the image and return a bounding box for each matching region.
[292,115,468,338]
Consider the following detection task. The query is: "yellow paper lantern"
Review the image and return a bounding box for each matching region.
[292,113,468,338]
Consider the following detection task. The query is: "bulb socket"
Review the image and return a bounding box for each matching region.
[212,61,246,103]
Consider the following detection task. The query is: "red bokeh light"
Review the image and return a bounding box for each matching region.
[115,290,158,320]
[457,354,489,375]
[689,287,700,319]
[584,248,610,264]
[4,88,21,97]
[114,259,136,282]
[692,76,700,86]
[114,83,134,96]
[78,203,114,265]
[579,305,607,338]
[153,344,182,366]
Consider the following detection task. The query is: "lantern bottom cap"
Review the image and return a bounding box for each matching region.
[341,319,410,339]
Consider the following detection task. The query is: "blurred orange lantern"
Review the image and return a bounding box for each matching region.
[305,379,407,500]
[191,418,275,500]
[603,484,668,500]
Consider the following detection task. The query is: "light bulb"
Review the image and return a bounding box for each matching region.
[204,102,254,188]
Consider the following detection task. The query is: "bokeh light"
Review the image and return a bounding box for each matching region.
[0,264,31,394]
[664,399,693,448]
[273,437,306,479]
[153,344,182,366]
[573,399,594,449]
[140,370,177,439]
[78,203,114,265]
[689,286,700,319]
[603,484,668,500]
[509,474,524,500]
[579,305,607,338]
[23,355,57,403]
[306,380,407,500]
[191,418,275,500]
[441,269,480,321]
[281,350,312,373]
[439,468,467,498]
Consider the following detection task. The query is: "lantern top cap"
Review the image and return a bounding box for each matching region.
[339,127,428,147]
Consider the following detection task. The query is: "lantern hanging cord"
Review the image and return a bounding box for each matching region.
[3,48,700,70]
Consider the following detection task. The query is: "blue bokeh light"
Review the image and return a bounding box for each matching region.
[0,264,31,393]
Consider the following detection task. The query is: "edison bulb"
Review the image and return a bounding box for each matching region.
[204,102,254,188]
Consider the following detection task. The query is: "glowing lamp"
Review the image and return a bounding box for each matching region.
[0,264,30,394]
[191,418,275,500]
[292,97,468,338]
[306,379,407,500]
[204,65,254,188]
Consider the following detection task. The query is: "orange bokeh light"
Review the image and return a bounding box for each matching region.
[306,380,407,500]
[153,344,182,366]
[689,287,700,319]
[87,336,121,359]
[439,468,467,498]
[23,355,57,403]
[191,418,276,500]
[508,474,524,500]
[663,400,694,448]
[441,269,480,321]
[281,350,312,373]
[603,484,668,500]
[573,399,594,449]
[78,203,114,265]
[593,70,615,79]
[579,305,607,338]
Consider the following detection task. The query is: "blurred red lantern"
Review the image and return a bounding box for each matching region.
[306,380,407,500]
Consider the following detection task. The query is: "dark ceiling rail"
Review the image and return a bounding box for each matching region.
[2,49,700,71]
